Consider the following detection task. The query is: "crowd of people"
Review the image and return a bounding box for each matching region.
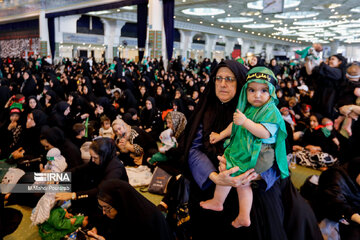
[0,49,359,240]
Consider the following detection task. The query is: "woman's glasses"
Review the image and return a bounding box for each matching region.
[98,204,112,213]
[215,76,235,83]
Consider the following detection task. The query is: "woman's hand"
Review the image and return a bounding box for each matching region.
[292,145,304,152]
[351,213,360,224]
[305,145,321,154]
[87,227,106,240]
[55,192,73,201]
[339,105,355,116]
[210,155,258,187]
[12,147,25,159]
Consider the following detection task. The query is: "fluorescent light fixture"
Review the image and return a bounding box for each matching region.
[275,11,319,19]
[247,0,300,10]
[121,6,136,10]
[217,17,253,23]
[243,23,274,28]
[240,11,261,16]
[182,8,225,16]
[293,20,331,25]
[351,7,360,13]
[88,10,112,15]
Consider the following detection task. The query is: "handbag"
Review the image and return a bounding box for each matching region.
[147,166,172,195]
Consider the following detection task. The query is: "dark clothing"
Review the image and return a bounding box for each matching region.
[312,63,344,119]
[96,179,174,240]
[301,127,339,157]
[317,158,360,240]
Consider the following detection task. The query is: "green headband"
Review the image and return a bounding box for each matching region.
[246,66,277,87]
[47,156,55,161]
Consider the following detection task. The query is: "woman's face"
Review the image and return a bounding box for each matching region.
[145,100,152,110]
[192,91,199,100]
[140,86,146,95]
[156,86,162,95]
[90,148,101,165]
[215,67,237,103]
[271,59,277,66]
[166,118,173,131]
[309,116,319,129]
[98,199,118,219]
[113,123,126,138]
[329,56,341,68]
[29,98,37,109]
[175,91,181,99]
[83,86,88,94]
[40,139,54,151]
[250,56,257,67]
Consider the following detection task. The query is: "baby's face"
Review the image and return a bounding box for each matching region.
[103,121,111,130]
[246,82,270,107]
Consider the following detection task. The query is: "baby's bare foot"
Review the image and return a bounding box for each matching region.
[200,199,223,211]
[231,215,251,228]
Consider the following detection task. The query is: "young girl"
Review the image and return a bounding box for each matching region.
[201,67,289,228]
[99,115,114,139]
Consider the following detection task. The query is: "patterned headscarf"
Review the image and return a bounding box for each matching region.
[165,111,187,139]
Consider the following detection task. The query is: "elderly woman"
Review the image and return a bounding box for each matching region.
[180,60,322,239]
[112,119,158,166]
[55,138,128,215]
[86,179,174,240]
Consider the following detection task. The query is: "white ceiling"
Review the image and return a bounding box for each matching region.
[1,0,360,44]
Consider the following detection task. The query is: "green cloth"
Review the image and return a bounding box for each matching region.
[109,63,116,70]
[224,67,289,179]
[149,152,168,165]
[321,127,331,138]
[38,207,84,240]
[295,46,312,59]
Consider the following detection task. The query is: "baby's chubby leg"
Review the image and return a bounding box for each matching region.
[232,184,252,228]
[200,185,231,211]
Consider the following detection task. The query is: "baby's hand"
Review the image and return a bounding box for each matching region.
[209,132,221,144]
[233,109,247,126]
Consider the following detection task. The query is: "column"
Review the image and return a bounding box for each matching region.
[58,15,81,60]
[39,10,50,57]
[224,37,236,59]
[265,43,275,62]
[148,0,165,59]
[204,34,217,59]
[254,41,264,55]
[102,19,125,62]
[330,40,339,55]
[179,30,197,60]
[241,40,251,57]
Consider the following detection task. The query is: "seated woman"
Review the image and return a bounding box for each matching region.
[316,157,360,240]
[55,138,128,216]
[86,179,174,240]
[293,113,338,169]
[112,119,158,166]
[139,96,163,141]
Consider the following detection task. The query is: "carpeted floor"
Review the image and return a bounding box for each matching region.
[4,164,319,240]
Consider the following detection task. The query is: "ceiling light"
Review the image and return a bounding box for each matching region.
[240,11,261,16]
[228,5,232,8]
[328,3,341,9]
[243,23,274,28]
[230,27,233,30]
[211,23,214,26]
[117,9,120,12]
[121,6,136,10]
[351,7,360,13]
[247,0,300,10]
[200,21,203,24]
[293,20,331,25]
[227,14,231,16]
[187,19,190,21]
[221,25,224,28]
[88,10,112,15]
[182,0,186,2]
[275,11,319,19]
[218,17,253,23]
[182,8,225,16]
